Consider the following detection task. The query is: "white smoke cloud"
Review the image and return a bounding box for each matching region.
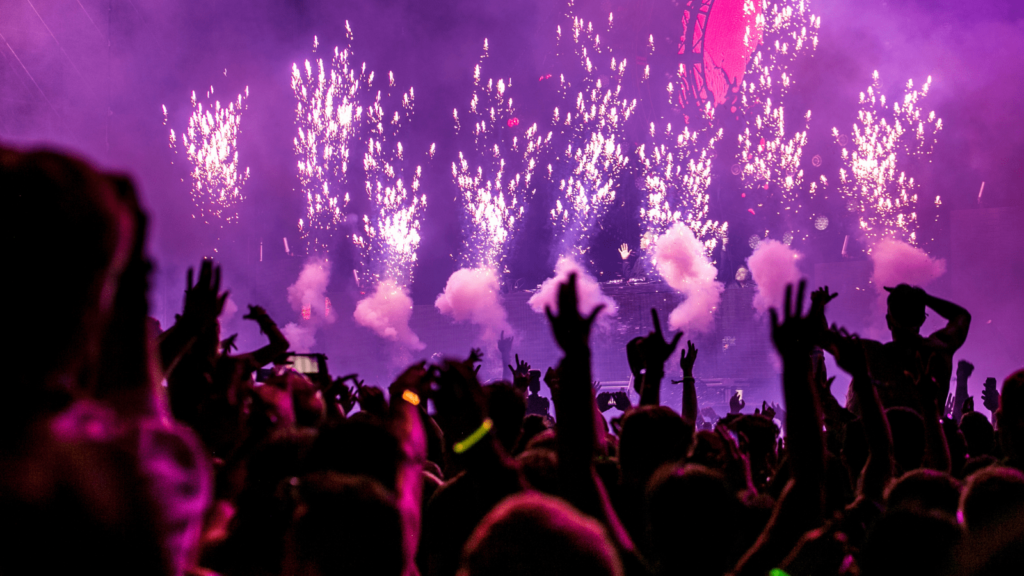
[870,238,947,290]
[747,239,803,315]
[654,223,724,333]
[435,267,510,343]
[281,322,317,353]
[354,279,425,350]
[528,257,617,325]
[282,257,335,353]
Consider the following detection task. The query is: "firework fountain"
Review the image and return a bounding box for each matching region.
[833,71,942,249]
[736,0,822,244]
[165,86,250,250]
[436,41,551,343]
[352,70,429,352]
[548,3,637,261]
[639,104,726,259]
[292,27,364,256]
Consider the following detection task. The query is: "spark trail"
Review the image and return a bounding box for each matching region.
[833,71,942,247]
[353,71,428,290]
[166,86,250,231]
[638,103,726,259]
[451,40,551,274]
[292,27,365,255]
[736,0,822,242]
[548,3,637,259]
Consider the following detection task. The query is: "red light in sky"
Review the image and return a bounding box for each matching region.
[301,305,311,320]
[507,117,519,127]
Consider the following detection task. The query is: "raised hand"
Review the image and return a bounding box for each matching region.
[770,280,815,358]
[638,309,684,373]
[730,391,746,414]
[679,340,698,377]
[467,347,484,367]
[810,285,838,308]
[508,354,531,391]
[617,243,632,260]
[325,375,358,416]
[982,377,1000,412]
[761,401,777,421]
[242,304,268,321]
[497,330,513,357]
[962,396,975,415]
[957,359,975,380]
[596,392,614,413]
[943,394,955,419]
[182,259,228,329]
[545,273,603,356]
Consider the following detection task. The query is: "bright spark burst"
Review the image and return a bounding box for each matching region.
[353,73,428,288]
[737,0,821,240]
[834,71,942,247]
[167,85,250,227]
[292,27,364,255]
[548,2,637,257]
[638,103,726,258]
[452,41,551,273]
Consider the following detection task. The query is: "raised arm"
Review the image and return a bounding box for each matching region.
[732,281,826,576]
[545,274,637,560]
[924,290,971,348]
[636,309,683,407]
[679,340,699,423]
[388,363,430,576]
[953,360,974,423]
[240,305,289,369]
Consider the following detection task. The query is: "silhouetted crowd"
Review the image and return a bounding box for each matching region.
[3,147,1022,576]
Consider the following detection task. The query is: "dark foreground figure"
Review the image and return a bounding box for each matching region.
[2,146,1022,576]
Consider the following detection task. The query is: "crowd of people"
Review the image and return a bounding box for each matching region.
[3,147,1022,576]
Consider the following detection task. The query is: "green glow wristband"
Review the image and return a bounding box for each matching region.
[453,418,493,454]
[769,569,790,576]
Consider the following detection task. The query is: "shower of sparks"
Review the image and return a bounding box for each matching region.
[292,28,364,255]
[452,41,551,273]
[833,71,942,247]
[353,73,428,288]
[638,103,726,259]
[548,2,637,257]
[166,86,250,227]
[736,0,821,241]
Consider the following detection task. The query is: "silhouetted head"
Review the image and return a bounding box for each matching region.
[885,469,962,519]
[885,284,927,334]
[2,148,136,426]
[306,419,400,491]
[516,448,558,494]
[860,508,960,576]
[886,407,926,473]
[960,466,1024,533]
[284,472,404,576]
[619,406,692,487]
[731,414,780,483]
[514,414,551,455]
[997,369,1024,462]
[459,492,622,576]
[484,382,526,454]
[960,411,995,457]
[646,463,739,576]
